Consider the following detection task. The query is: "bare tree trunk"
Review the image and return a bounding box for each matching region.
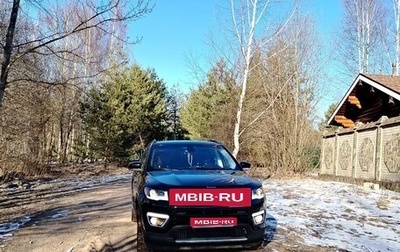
[231,0,263,158]
[394,0,400,75]
[229,0,297,158]
[340,0,385,74]
[364,1,371,73]
[0,0,151,107]
[0,0,20,106]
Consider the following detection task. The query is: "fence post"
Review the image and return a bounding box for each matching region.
[375,116,387,181]
[334,129,339,176]
[352,126,358,179]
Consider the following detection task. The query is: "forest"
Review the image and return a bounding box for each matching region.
[1,0,399,178]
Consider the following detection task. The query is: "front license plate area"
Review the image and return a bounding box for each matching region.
[190,217,237,228]
[169,188,251,207]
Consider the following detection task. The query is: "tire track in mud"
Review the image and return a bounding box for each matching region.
[0,176,137,252]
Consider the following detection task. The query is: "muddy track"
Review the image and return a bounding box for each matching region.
[0,177,137,252]
[0,170,349,252]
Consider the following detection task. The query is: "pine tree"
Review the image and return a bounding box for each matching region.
[180,60,237,143]
[80,64,170,164]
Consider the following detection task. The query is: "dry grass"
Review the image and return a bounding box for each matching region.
[376,191,390,210]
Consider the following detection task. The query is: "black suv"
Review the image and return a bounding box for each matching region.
[129,140,266,251]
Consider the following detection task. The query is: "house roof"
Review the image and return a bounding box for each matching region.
[362,74,400,95]
[327,73,400,128]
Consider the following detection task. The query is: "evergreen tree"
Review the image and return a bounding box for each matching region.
[80,64,170,163]
[180,60,237,143]
[318,103,338,131]
[166,85,188,140]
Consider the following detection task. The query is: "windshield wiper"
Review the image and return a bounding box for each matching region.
[192,165,223,170]
[149,167,172,171]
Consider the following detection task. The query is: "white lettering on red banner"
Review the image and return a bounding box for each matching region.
[169,188,251,207]
[190,217,237,228]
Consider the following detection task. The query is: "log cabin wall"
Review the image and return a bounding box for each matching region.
[321,116,400,184]
[330,76,400,128]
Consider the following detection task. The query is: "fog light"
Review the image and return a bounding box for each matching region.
[252,210,265,225]
[149,217,165,226]
[147,212,169,227]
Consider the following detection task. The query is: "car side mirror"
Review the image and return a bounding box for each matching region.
[240,161,251,170]
[127,160,142,171]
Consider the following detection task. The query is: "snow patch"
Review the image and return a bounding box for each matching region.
[264,179,400,251]
[0,216,31,239]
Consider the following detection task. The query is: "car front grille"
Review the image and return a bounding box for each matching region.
[173,226,248,240]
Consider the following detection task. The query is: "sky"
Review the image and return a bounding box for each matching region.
[129,0,221,90]
[128,0,344,119]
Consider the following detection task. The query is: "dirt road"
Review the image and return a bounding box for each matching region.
[0,178,137,252]
[0,169,343,252]
[0,178,282,252]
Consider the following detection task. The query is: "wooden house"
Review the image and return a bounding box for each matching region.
[321,73,400,191]
[327,73,400,128]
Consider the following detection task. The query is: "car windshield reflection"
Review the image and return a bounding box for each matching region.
[149,144,239,171]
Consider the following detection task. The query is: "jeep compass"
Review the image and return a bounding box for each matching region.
[129,140,266,251]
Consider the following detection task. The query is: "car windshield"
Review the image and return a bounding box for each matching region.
[148,144,239,171]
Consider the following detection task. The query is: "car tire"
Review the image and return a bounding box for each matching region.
[250,240,263,250]
[131,206,136,222]
[136,214,153,252]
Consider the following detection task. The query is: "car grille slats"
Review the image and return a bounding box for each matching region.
[174,226,248,240]
[175,208,248,216]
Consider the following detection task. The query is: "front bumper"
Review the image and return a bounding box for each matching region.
[139,199,266,250]
[144,224,264,250]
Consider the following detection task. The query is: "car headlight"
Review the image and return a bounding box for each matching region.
[252,187,265,200]
[144,187,169,201]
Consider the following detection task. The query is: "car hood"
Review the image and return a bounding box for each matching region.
[145,170,261,190]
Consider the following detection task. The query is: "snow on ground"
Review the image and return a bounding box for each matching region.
[263,179,400,252]
[1,173,400,251]
[0,216,31,239]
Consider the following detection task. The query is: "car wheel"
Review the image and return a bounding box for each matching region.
[131,194,137,222]
[131,203,136,222]
[250,240,263,250]
[136,214,153,252]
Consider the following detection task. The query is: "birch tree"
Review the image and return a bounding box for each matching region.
[0,0,149,175]
[229,0,296,157]
[40,2,126,163]
[230,0,259,157]
[393,0,400,75]
[337,0,386,74]
[239,13,322,174]
[0,0,151,107]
